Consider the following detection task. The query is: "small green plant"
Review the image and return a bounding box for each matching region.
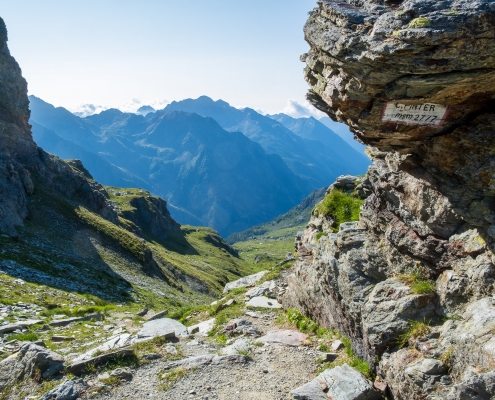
[319,343,330,352]
[315,189,363,232]
[287,309,319,333]
[158,367,188,391]
[236,348,251,359]
[397,271,435,295]
[409,16,430,28]
[100,376,121,386]
[397,320,430,348]
[439,347,454,371]
[213,333,228,346]
[316,232,328,241]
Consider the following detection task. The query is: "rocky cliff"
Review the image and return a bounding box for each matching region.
[283,0,495,398]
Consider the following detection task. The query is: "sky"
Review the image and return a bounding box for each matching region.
[1,1,324,117]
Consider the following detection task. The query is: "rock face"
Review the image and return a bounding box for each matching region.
[290,364,380,400]
[283,1,495,398]
[0,343,65,390]
[0,17,117,236]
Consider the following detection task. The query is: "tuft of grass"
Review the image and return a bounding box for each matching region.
[315,189,363,232]
[158,367,188,391]
[316,336,372,379]
[397,271,436,295]
[409,16,430,28]
[439,347,454,371]
[318,343,330,352]
[40,305,114,318]
[236,349,252,359]
[316,232,328,241]
[100,376,122,386]
[286,309,320,334]
[397,320,430,348]
[6,332,39,342]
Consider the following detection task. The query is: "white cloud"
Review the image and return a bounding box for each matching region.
[69,97,170,117]
[281,99,326,119]
[71,103,108,117]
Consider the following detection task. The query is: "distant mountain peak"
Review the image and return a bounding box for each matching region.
[136,105,155,116]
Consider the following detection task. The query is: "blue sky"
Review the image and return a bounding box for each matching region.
[2,1,322,116]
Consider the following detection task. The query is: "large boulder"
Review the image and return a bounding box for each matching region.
[0,343,65,390]
[39,378,88,400]
[283,0,495,398]
[137,318,188,339]
[290,364,380,400]
[223,271,268,293]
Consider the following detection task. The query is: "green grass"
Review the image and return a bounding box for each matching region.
[286,309,323,335]
[233,227,297,270]
[158,367,188,391]
[439,347,454,371]
[6,332,39,342]
[40,305,114,318]
[397,320,430,348]
[315,189,363,232]
[397,271,436,294]
[316,232,328,241]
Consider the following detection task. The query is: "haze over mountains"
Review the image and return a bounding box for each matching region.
[29,95,369,237]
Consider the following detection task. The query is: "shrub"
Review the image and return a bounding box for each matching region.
[315,189,363,232]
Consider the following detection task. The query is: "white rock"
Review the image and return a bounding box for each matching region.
[246,296,282,309]
[223,271,268,294]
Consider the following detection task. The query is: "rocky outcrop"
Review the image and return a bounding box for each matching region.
[283,0,495,398]
[0,343,65,390]
[120,195,181,242]
[0,17,117,236]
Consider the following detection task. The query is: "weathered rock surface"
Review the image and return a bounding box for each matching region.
[291,364,380,400]
[137,318,188,339]
[188,318,216,336]
[67,349,134,375]
[0,343,65,390]
[283,0,495,398]
[246,296,282,309]
[223,271,268,293]
[221,339,251,356]
[38,378,88,400]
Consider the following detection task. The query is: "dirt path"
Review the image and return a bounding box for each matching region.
[93,312,319,400]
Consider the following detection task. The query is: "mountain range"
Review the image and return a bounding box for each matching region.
[29,95,369,237]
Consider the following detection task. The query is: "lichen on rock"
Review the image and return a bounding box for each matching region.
[283,0,495,398]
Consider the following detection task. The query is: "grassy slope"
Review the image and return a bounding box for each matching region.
[0,174,258,315]
[227,187,327,270]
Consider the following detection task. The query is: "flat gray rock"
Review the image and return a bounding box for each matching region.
[259,330,308,346]
[49,313,104,327]
[221,339,251,356]
[291,364,380,400]
[188,318,215,336]
[39,378,87,400]
[137,318,188,339]
[246,296,282,309]
[0,343,65,390]
[223,271,268,293]
[245,281,272,299]
[0,319,43,334]
[71,333,134,363]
